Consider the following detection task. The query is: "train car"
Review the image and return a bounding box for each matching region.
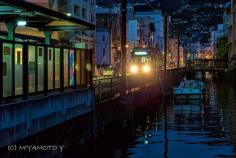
[128,48,160,75]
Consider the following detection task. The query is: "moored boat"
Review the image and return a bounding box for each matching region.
[173,79,205,100]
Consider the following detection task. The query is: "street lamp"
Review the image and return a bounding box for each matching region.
[17,20,27,26]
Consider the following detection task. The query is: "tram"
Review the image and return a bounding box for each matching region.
[128,48,160,75]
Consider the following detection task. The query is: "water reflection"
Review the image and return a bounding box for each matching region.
[1,79,236,158]
[128,80,235,158]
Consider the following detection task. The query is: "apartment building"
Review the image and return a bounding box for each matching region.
[96,2,121,73]
[131,8,164,53]
[223,0,236,62]
[59,0,96,48]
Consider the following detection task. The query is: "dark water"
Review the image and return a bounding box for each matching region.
[94,79,236,158]
[2,78,236,158]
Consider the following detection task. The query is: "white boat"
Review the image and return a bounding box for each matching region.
[173,80,204,100]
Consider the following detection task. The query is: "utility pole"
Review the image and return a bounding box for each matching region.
[164,14,168,81]
[177,31,180,68]
[121,0,127,96]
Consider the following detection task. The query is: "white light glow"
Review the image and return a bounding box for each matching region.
[134,51,148,56]
[66,13,72,16]
[130,65,139,74]
[17,20,26,26]
[142,65,151,73]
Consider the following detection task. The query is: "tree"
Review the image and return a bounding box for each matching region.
[216,36,229,60]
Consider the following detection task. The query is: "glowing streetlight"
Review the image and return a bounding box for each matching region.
[17,20,27,26]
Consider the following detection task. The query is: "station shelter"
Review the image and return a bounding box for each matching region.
[0,0,95,103]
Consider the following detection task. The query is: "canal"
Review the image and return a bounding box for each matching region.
[1,76,236,158]
[91,78,236,158]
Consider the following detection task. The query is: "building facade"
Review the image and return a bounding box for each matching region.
[225,0,236,61]
[96,28,111,67]
[131,10,164,53]
[225,1,234,61]
[59,0,96,48]
[96,3,121,74]
[210,24,225,54]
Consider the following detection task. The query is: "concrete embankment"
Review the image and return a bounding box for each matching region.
[96,68,184,127]
[97,82,166,127]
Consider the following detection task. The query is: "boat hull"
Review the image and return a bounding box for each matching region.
[173,88,203,100]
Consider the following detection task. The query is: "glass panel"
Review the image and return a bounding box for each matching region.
[81,50,86,85]
[28,45,36,93]
[69,49,75,86]
[3,43,13,97]
[37,46,44,91]
[15,44,23,95]
[48,47,54,90]
[75,50,81,85]
[55,48,60,89]
[63,49,69,87]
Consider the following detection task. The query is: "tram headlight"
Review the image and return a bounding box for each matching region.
[142,65,151,73]
[130,64,139,74]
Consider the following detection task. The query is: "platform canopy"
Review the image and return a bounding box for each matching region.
[0,0,95,31]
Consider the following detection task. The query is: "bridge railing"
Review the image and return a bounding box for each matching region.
[189,59,228,70]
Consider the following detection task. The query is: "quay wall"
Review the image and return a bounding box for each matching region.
[0,88,95,148]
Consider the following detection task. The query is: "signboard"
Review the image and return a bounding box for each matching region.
[75,42,86,49]
[134,51,148,56]
[128,20,138,42]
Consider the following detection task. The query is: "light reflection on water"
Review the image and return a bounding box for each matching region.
[127,80,236,158]
[1,78,236,158]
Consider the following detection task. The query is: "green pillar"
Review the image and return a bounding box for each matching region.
[44,31,52,45]
[6,21,16,41]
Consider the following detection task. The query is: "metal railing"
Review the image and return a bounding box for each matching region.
[93,74,157,103]
[93,66,187,103]
[93,76,120,103]
[189,59,228,70]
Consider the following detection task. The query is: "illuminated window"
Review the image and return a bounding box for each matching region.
[69,49,75,86]
[81,50,86,85]
[55,48,60,89]
[75,50,81,85]
[3,43,13,97]
[15,44,23,95]
[28,45,36,93]
[48,47,54,90]
[64,49,69,87]
[37,46,44,91]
